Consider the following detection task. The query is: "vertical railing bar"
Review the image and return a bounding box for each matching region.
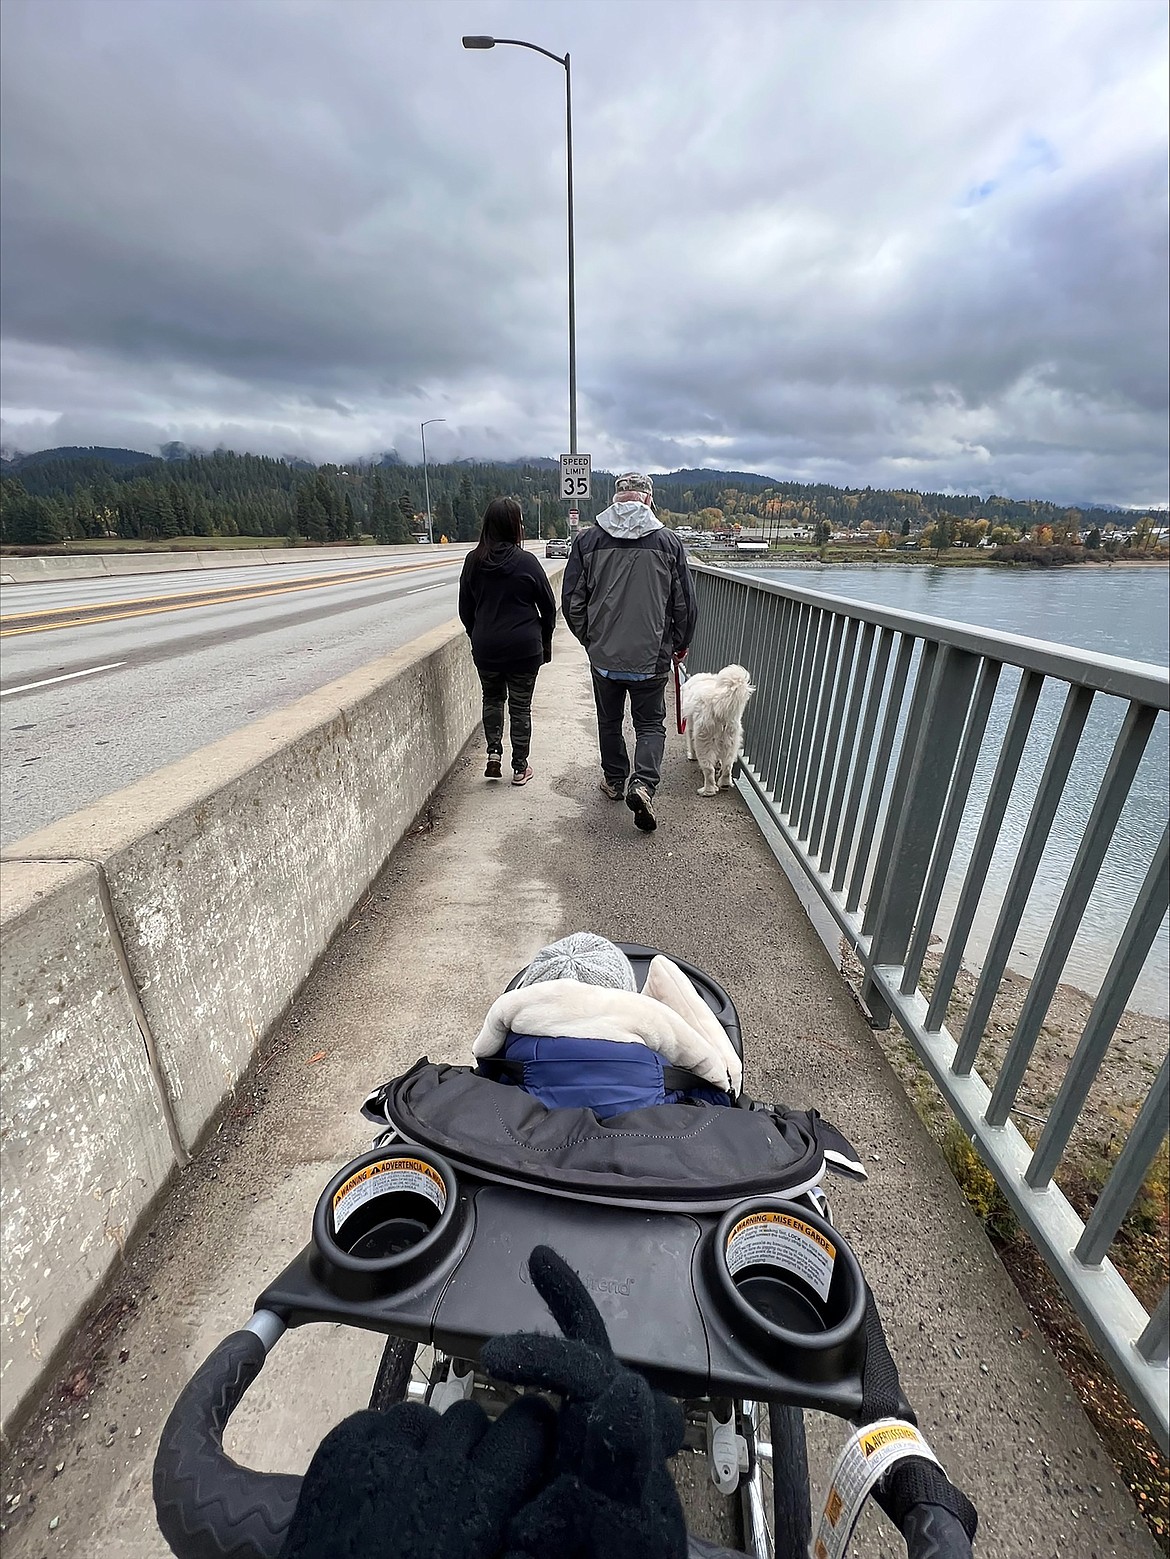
[708,572,729,665]
[693,572,714,666]
[867,646,981,965]
[953,682,1095,1074]
[717,574,736,664]
[846,633,915,914]
[761,592,788,769]
[778,602,817,795]
[861,640,940,936]
[735,575,754,663]
[900,658,1002,993]
[780,609,828,815]
[809,617,862,860]
[737,588,767,761]
[1137,1289,1169,1366]
[742,586,777,779]
[767,600,803,795]
[986,702,1160,1127]
[925,669,1045,1031]
[817,620,874,872]
[761,597,797,794]
[1075,1054,1169,1266]
[796,614,848,840]
[833,626,894,894]
[1027,824,1169,1187]
[771,601,812,796]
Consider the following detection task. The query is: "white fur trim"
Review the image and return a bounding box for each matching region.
[642,956,744,1094]
[472,979,734,1091]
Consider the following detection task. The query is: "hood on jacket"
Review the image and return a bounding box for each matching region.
[472,955,744,1095]
[596,499,663,540]
[472,543,523,572]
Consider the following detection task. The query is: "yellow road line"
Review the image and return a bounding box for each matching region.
[0,558,459,638]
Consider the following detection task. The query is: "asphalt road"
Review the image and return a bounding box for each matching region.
[0,549,517,844]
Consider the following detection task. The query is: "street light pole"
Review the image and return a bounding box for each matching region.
[420,418,445,544]
[463,35,577,456]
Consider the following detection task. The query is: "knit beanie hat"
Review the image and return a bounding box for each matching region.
[613,472,653,500]
[518,932,637,991]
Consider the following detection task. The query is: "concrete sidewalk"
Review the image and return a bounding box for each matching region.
[0,625,1154,1558]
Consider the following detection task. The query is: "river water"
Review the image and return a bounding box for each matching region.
[734,564,1170,1018]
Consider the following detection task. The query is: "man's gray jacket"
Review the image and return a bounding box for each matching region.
[561,510,699,677]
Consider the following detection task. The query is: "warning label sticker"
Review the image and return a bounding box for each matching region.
[811,1417,940,1559]
[725,1210,836,1302]
[332,1157,446,1234]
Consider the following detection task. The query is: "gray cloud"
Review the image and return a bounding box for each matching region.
[1,0,1166,505]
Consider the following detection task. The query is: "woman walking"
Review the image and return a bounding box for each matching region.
[458,497,558,786]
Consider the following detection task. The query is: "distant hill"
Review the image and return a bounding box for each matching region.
[2,444,158,473]
[651,467,779,489]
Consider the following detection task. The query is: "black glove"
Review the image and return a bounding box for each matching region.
[482,1245,688,1559]
[280,1393,555,1559]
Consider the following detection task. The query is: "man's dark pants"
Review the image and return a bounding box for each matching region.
[478,667,539,770]
[590,669,668,795]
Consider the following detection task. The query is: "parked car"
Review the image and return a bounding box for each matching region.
[545,539,570,558]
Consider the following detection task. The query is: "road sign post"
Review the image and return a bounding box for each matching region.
[560,453,591,501]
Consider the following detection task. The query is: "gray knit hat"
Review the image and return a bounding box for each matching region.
[518,932,637,991]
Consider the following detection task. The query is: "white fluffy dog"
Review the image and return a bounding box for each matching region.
[682,664,756,796]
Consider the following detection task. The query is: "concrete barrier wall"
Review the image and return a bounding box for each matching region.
[0,543,465,585]
[0,862,177,1429]
[0,616,485,1436]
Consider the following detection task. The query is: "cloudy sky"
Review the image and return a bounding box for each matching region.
[1,0,1166,505]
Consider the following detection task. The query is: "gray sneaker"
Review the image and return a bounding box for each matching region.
[626,782,657,832]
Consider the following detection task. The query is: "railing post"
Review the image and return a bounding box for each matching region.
[866,644,980,966]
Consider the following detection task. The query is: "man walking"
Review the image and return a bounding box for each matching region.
[562,472,697,833]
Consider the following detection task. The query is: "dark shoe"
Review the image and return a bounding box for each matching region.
[626,782,657,832]
[599,777,624,800]
[511,765,534,787]
[485,754,503,779]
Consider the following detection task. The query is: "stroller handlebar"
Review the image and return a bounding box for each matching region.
[153,1323,296,1559]
[153,1318,974,1559]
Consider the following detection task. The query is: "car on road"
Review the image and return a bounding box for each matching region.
[545,539,570,558]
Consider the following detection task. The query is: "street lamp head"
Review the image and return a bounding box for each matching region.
[462,35,495,49]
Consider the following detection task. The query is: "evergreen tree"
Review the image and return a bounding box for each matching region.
[396,491,416,541]
[296,480,326,543]
[453,475,478,542]
[931,513,954,554]
[371,473,395,544]
[433,495,456,543]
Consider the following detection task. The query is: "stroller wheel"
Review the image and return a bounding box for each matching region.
[766,1403,811,1556]
[369,1336,418,1410]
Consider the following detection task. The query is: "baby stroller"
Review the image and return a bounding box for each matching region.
[154,944,976,1559]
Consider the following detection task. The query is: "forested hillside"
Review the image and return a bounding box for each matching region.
[0,446,1158,547]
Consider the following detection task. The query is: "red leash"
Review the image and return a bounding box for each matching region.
[674,661,687,735]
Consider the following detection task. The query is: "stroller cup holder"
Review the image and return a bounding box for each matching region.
[311,1147,465,1302]
[707,1199,866,1384]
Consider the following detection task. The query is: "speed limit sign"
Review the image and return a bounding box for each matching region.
[560,454,591,499]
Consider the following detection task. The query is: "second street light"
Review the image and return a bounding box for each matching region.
[462,34,577,460]
[420,417,445,544]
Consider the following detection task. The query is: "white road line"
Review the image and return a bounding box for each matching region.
[0,661,127,697]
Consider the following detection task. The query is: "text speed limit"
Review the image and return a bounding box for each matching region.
[560,454,591,499]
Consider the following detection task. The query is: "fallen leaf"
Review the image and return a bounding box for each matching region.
[306,1051,328,1065]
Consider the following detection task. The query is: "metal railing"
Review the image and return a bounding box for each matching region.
[689,563,1170,1449]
